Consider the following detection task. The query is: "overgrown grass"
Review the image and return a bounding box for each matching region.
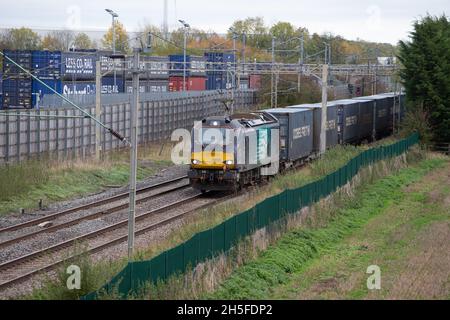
[0,160,50,202]
[22,137,416,300]
[26,244,127,300]
[0,144,173,216]
[208,156,447,299]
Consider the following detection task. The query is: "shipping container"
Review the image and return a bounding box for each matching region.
[62,82,96,95]
[101,76,124,94]
[249,74,262,90]
[289,103,339,152]
[2,78,32,109]
[206,72,233,90]
[354,94,393,138]
[2,50,32,78]
[190,56,207,77]
[358,99,375,140]
[61,52,97,80]
[147,80,168,93]
[126,56,170,80]
[204,52,235,71]
[32,79,62,106]
[169,55,206,77]
[61,77,124,95]
[169,76,206,92]
[331,99,361,144]
[262,108,314,163]
[125,80,147,94]
[239,75,249,90]
[125,79,168,93]
[378,92,397,118]
[32,50,62,79]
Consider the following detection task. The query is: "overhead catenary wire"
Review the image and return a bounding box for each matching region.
[0,50,130,145]
[0,112,89,119]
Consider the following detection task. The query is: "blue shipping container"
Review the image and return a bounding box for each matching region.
[204,52,235,71]
[2,50,32,77]
[1,74,32,108]
[61,52,96,80]
[206,72,232,90]
[32,79,62,106]
[169,55,188,76]
[32,50,62,79]
[61,78,124,95]
[62,82,96,95]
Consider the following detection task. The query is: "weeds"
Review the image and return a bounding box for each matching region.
[0,143,173,216]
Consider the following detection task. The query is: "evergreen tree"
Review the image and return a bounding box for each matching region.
[398,15,450,142]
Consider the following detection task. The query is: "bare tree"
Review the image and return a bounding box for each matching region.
[42,30,74,51]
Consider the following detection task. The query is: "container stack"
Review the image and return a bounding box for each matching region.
[61,51,125,97]
[2,50,33,109]
[125,56,169,93]
[204,52,235,90]
[168,55,207,91]
[0,48,260,109]
[31,50,62,106]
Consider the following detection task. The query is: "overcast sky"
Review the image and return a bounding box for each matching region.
[0,0,448,44]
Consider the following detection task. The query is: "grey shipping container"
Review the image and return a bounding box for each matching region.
[189,56,207,77]
[378,92,397,128]
[125,80,168,93]
[262,108,313,162]
[330,99,361,144]
[125,56,170,80]
[354,94,393,138]
[358,99,375,140]
[288,103,338,152]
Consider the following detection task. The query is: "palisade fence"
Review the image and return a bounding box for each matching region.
[0,90,256,164]
[83,133,420,300]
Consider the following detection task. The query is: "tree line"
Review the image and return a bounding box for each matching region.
[0,17,396,64]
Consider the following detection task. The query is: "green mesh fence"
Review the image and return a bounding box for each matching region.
[82,133,419,300]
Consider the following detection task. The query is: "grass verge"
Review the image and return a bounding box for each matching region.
[0,144,173,216]
[208,155,448,299]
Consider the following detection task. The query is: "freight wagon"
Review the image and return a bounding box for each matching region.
[288,103,339,152]
[353,94,394,139]
[262,108,314,167]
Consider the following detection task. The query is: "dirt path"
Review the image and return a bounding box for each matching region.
[271,160,450,300]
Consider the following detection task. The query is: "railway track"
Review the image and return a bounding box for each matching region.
[0,175,188,236]
[0,177,190,250]
[0,188,232,291]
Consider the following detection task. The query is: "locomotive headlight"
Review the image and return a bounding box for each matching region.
[225,160,234,165]
[192,159,200,165]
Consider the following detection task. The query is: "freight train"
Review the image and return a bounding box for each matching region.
[188,92,405,192]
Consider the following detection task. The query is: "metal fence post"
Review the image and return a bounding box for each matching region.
[16,114,20,162]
